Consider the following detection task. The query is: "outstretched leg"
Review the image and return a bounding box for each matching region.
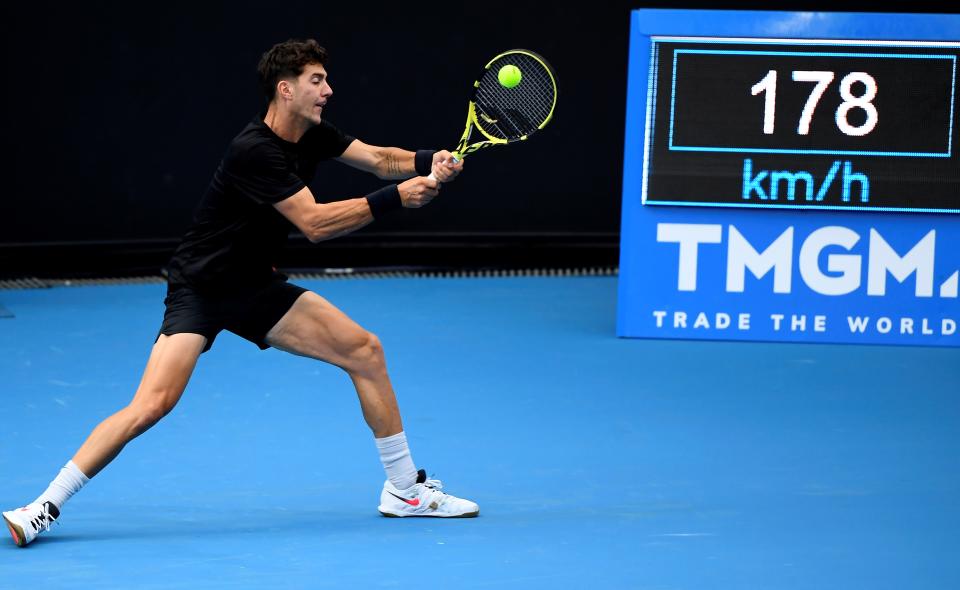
[3,333,207,547]
[73,332,207,477]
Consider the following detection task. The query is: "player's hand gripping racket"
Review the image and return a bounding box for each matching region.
[427,49,558,180]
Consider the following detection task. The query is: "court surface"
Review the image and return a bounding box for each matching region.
[1,276,958,589]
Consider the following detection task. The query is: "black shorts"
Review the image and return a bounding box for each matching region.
[158,279,309,353]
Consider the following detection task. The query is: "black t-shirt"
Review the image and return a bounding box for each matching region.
[165,114,354,292]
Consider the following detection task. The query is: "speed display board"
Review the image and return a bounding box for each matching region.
[618,10,960,347]
[645,39,958,213]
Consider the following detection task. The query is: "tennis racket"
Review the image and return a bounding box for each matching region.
[428,49,558,180]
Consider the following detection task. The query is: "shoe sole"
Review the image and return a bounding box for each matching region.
[2,515,26,547]
[379,509,479,518]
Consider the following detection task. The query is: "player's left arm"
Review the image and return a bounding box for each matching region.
[336,140,463,182]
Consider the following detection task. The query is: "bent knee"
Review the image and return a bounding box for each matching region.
[128,394,179,433]
[345,330,386,373]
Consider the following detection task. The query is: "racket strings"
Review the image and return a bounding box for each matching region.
[474,53,556,141]
[477,73,552,134]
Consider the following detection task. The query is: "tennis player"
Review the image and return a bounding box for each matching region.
[3,39,478,547]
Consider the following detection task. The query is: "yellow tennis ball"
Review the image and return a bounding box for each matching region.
[498,64,522,88]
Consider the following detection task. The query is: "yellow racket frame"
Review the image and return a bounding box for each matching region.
[450,49,558,160]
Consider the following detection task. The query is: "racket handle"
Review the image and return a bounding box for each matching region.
[427,155,461,182]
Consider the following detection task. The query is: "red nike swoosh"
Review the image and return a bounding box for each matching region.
[388,492,420,506]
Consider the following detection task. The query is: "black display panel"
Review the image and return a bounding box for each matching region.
[643,38,960,213]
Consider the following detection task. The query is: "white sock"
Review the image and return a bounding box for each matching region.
[34,461,90,510]
[375,431,418,490]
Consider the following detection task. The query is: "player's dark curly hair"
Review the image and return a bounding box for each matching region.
[257,39,328,102]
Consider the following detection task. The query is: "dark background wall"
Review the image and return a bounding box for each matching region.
[1,1,953,277]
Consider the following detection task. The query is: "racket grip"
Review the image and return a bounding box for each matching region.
[427,155,461,182]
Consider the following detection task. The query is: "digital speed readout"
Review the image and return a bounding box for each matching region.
[642,37,960,213]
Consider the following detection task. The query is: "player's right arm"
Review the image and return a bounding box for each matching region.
[274,180,440,243]
[338,140,463,182]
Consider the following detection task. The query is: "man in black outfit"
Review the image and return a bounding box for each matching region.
[4,38,478,548]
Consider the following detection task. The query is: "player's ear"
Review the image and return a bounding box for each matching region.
[277,79,294,101]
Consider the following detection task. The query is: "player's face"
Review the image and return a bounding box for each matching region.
[293,63,333,124]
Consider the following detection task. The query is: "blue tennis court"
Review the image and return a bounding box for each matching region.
[2,276,959,588]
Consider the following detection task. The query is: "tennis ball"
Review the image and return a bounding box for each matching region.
[498,64,522,88]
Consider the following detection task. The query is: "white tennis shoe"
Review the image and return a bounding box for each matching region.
[3,501,59,547]
[379,469,479,518]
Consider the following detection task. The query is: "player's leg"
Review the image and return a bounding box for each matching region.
[263,291,478,518]
[3,333,207,547]
[265,291,401,438]
[72,332,207,477]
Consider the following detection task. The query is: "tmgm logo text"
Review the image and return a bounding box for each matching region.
[657,223,958,297]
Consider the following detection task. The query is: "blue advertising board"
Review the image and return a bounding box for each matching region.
[618,10,960,346]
